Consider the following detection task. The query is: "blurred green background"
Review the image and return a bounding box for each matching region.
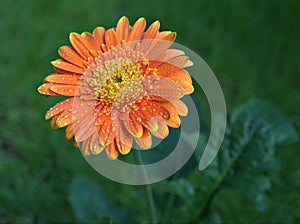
[1,0,299,223]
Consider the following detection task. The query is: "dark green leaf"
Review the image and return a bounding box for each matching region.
[191,99,299,221]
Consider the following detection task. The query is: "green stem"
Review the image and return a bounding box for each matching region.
[132,150,158,224]
[161,192,176,223]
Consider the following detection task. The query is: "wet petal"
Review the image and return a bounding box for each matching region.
[105,139,119,159]
[135,128,152,149]
[169,70,194,94]
[157,49,185,63]
[170,100,188,116]
[37,83,60,96]
[142,20,160,40]
[99,117,115,146]
[44,74,80,85]
[116,16,130,42]
[147,31,176,59]
[51,59,84,74]
[151,119,169,139]
[89,133,104,155]
[81,137,92,155]
[81,32,98,52]
[128,17,146,42]
[156,59,186,77]
[93,26,105,49]
[74,114,96,142]
[50,114,60,129]
[148,117,159,132]
[184,60,193,67]
[156,101,181,128]
[165,55,189,69]
[116,136,133,155]
[58,46,85,68]
[146,77,186,100]
[56,109,72,128]
[105,28,117,48]
[50,84,78,96]
[65,124,74,139]
[72,137,79,148]
[138,20,160,53]
[114,118,133,152]
[124,111,143,138]
[69,32,93,60]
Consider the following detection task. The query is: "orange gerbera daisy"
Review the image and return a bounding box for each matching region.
[38,16,194,159]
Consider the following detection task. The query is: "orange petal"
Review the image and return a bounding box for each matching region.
[133,101,169,132]
[170,100,188,116]
[50,84,78,96]
[167,113,181,128]
[157,49,185,63]
[94,103,105,114]
[116,16,130,42]
[151,119,169,139]
[99,117,115,146]
[147,32,176,59]
[74,115,95,142]
[69,32,93,60]
[155,31,177,41]
[44,74,80,85]
[105,139,119,159]
[116,136,132,155]
[81,137,92,155]
[51,59,84,74]
[73,137,79,148]
[58,46,85,68]
[135,128,152,149]
[81,32,98,52]
[130,109,147,129]
[46,98,73,120]
[50,114,60,129]
[128,17,146,42]
[126,112,143,138]
[167,55,189,69]
[89,133,104,155]
[156,60,183,77]
[146,77,186,100]
[56,109,72,128]
[65,124,74,140]
[184,60,193,67]
[156,101,181,128]
[93,27,105,49]
[148,117,159,132]
[105,28,117,48]
[37,83,60,96]
[114,119,134,152]
[170,70,194,94]
[148,101,170,120]
[143,20,160,40]
[148,95,167,101]
[138,20,160,52]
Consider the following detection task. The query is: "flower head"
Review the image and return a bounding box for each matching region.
[38,16,194,159]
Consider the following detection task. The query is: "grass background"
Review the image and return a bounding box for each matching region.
[1,0,299,222]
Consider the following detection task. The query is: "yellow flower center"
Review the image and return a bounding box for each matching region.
[92,57,146,104]
[84,48,157,111]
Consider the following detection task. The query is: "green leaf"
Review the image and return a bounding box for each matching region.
[191,99,298,221]
[156,178,195,206]
[69,176,127,223]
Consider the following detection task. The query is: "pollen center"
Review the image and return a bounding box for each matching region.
[88,54,151,105]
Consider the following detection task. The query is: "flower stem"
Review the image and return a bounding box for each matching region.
[161,192,176,223]
[132,150,158,224]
